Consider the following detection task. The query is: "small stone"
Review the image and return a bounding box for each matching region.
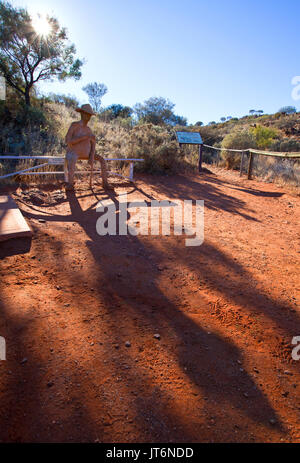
[125,341,131,347]
[90,342,94,346]
[56,285,61,290]
[21,358,27,364]
[38,218,46,223]
[270,419,277,425]
[47,381,54,388]
[243,392,249,398]
[64,303,70,307]
[154,333,161,340]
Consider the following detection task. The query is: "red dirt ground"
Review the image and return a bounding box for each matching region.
[0,167,299,443]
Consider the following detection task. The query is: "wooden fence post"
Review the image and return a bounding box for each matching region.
[240,151,245,177]
[198,144,203,173]
[247,152,254,180]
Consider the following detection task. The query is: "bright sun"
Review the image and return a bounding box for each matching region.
[31,14,51,37]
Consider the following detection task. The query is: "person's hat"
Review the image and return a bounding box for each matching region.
[75,104,96,116]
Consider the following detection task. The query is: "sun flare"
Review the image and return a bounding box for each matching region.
[31,14,51,37]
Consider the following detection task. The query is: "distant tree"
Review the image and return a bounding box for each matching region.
[0,1,83,106]
[82,82,108,113]
[134,96,185,126]
[171,114,188,126]
[278,106,297,115]
[48,93,79,109]
[257,110,264,116]
[195,121,203,126]
[227,116,232,120]
[105,104,133,119]
[249,109,256,115]
[208,121,216,125]
[220,117,226,122]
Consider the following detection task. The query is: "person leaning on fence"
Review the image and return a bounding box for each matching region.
[65,103,112,191]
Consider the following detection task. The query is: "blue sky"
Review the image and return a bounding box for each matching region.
[13,0,300,124]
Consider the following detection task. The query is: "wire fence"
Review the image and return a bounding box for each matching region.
[202,144,300,187]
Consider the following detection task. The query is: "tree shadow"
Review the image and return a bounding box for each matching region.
[137,173,260,222]
[15,185,292,441]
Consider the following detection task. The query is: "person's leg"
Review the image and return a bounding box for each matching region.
[96,154,112,189]
[66,152,77,189]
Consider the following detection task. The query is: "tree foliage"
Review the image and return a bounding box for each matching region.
[47,92,79,109]
[105,104,133,119]
[0,1,83,106]
[134,96,187,126]
[82,82,107,113]
[277,106,297,115]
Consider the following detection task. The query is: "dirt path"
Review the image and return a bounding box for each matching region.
[0,167,299,443]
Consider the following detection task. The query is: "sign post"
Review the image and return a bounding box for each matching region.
[175,131,204,173]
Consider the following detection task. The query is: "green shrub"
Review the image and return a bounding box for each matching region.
[221,128,256,169]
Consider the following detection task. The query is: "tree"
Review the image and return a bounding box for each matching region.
[278,106,297,115]
[82,82,107,113]
[220,117,226,122]
[105,104,133,119]
[195,121,203,126]
[133,96,185,126]
[249,109,256,115]
[48,92,79,109]
[0,1,83,106]
[171,114,187,126]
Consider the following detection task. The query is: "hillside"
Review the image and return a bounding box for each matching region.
[1,94,300,187]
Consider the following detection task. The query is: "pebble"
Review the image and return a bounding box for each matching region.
[154,334,161,340]
[20,358,27,364]
[269,419,277,425]
[125,341,131,347]
[47,381,54,388]
[38,219,46,223]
